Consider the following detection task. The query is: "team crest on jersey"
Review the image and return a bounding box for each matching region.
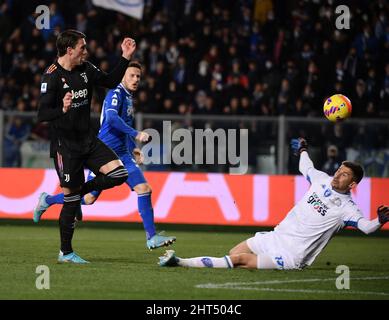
[80,72,88,83]
[324,188,332,197]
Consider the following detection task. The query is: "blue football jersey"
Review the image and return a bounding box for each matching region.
[98,83,137,156]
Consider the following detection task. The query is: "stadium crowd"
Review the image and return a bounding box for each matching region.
[0,0,389,173]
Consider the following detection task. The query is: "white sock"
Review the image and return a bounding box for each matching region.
[177,255,233,268]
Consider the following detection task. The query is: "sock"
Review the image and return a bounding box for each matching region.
[45,192,100,206]
[80,191,100,205]
[177,256,233,268]
[59,193,81,255]
[46,193,64,205]
[138,192,156,240]
[80,166,128,196]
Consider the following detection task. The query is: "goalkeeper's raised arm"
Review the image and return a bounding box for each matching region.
[290,138,329,184]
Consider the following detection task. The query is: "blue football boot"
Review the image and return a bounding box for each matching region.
[33,192,50,223]
[58,251,89,264]
[147,231,176,250]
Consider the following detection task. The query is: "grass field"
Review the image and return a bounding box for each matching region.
[0,221,388,300]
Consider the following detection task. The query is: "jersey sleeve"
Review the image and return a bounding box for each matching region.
[299,151,329,184]
[87,57,129,89]
[37,72,64,122]
[104,89,122,113]
[342,201,381,234]
[128,136,137,152]
[342,202,364,229]
[104,90,139,138]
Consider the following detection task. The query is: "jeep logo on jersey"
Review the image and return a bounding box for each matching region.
[307,192,329,216]
[71,89,88,99]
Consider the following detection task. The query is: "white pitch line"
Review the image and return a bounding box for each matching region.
[199,275,389,287]
[196,276,389,296]
[218,286,389,296]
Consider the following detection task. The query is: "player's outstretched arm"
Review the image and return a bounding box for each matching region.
[357,205,389,234]
[291,138,314,178]
[291,137,308,156]
[106,109,138,137]
[291,137,328,183]
[93,38,136,89]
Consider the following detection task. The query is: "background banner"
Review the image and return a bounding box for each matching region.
[0,168,387,230]
[92,0,144,20]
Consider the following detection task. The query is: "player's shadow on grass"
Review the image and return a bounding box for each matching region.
[91,257,138,263]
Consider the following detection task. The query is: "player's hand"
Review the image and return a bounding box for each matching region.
[133,148,144,165]
[135,131,150,143]
[377,205,389,224]
[62,92,72,113]
[290,137,308,156]
[121,38,136,60]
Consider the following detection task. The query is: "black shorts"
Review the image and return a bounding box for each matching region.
[53,138,119,188]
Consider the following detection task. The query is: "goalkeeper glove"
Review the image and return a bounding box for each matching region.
[290,138,308,156]
[377,205,389,224]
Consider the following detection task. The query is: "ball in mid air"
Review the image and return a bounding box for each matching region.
[323,94,352,122]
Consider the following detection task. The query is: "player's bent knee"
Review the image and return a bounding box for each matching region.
[83,194,96,205]
[99,160,124,175]
[229,240,252,256]
[136,184,152,194]
[239,253,258,269]
[107,166,128,187]
[230,253,257,269]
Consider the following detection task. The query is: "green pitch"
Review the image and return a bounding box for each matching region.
[0,222,388,300]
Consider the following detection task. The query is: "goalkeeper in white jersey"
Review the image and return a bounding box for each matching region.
[158,138,389,270]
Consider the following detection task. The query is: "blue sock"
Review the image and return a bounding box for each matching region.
[138,192,156,240]
[46,193,64,205]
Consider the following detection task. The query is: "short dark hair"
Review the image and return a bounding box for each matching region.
[342,161,364,184]
[56,30,86,57]
[128,61,142,71]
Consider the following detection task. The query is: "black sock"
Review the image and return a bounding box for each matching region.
[59,193,81,255]
[80,166,128,196]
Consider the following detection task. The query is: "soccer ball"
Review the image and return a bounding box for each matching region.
[323,94,352,122]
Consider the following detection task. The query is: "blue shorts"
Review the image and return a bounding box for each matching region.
[86,152,147,193]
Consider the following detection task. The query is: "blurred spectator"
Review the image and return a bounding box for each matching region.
[322,145,342,176]
[3,116,31,167]
[352,79,369,117]
[0,0,388,174]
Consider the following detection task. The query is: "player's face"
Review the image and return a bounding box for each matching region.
[124,67,141,91]
[331,165,356,192]
[69,38,88,66]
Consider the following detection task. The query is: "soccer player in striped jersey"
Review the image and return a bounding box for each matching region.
[34,61,176,251]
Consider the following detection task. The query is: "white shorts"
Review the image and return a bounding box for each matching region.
[246,231,299,270]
